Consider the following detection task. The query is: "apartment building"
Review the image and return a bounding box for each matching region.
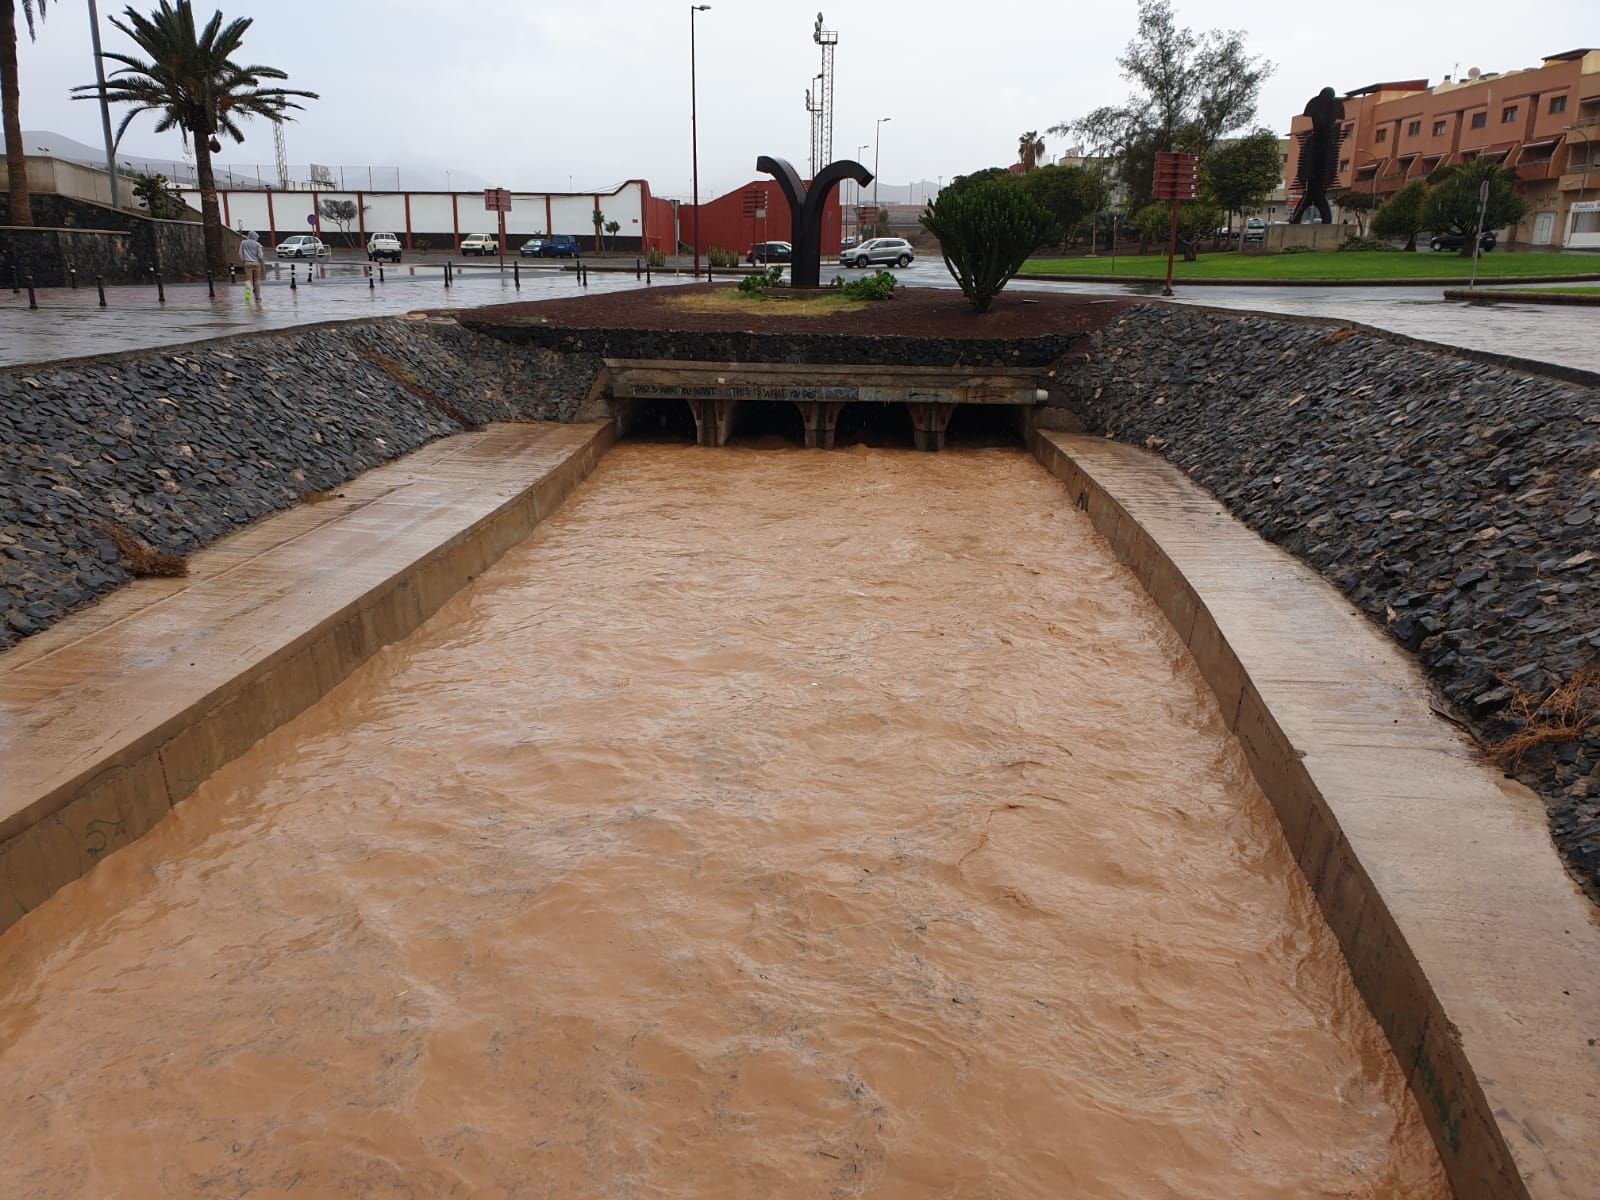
[1286,48,1600,248]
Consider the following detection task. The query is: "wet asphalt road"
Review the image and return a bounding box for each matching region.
[1,254,1595,374]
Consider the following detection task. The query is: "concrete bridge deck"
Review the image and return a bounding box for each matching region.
[606,358,1050,450]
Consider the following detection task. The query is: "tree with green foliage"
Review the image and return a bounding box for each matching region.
[1332,188,1377,236]
[592,207,604,251]
[2,0,47,226]
[1421,156,1529,255]
[1205,129,1281,232]
[75,0,315,274]
[1018,163,1103,246]
[941,166,1014,202]
[132,171,188,219]
[1131,197,1223,261]
[920,180,1054,312]
[605,219,620,250]
[1017,130,1045,172]
[1057,0,1272,205]
[1370,180,1428,251]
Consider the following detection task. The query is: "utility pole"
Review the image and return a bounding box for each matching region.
[690,5,710,279]
[813,13,837,167]
[873,116,891,211]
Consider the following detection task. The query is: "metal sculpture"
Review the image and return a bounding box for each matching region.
[757,155,872,288]
[1290,87,1346,225]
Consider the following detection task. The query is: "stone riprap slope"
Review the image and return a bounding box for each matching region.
[1064,303,1600,897]
[0,319,600,648]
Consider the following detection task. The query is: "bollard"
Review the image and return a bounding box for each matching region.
[96,275,107,307]
[575,261,582,286]
[69,267,78,290]
[646,262,652,284]
[379,264,385,283]
[290,267,298,292]
[155,270,165,304]
[207,270,215,299]
[26,272,38,309]
[445,261,452,289]
[636,257,641,280]
[10,264,18,293]
[229,265,237,284]
[513,260,520,288]
[369,273,375,290]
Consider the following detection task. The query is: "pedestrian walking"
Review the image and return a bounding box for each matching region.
[240,231,265,297]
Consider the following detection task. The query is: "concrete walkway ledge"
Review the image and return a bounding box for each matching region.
[1030,430,1598,1200]
[0,420,614,934]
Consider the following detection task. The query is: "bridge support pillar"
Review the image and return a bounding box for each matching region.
[909,402,957,453]
[795,400,846,449]
[686,397,739,446]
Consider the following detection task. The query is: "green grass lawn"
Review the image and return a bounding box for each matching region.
[1018,251,1600,281]
[1477,285,1600,296]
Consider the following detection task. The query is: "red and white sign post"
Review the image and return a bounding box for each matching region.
[1153,151,1199,297]
[484,188,512,270]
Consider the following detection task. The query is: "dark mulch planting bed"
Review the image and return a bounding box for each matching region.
[452,286,1130,369]
[456,285,1130,339]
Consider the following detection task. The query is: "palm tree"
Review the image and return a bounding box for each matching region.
[1018,130,1045,173]
[2,0,47,226]
[74,0,315,273]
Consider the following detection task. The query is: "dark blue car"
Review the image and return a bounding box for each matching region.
[520,234,581,258]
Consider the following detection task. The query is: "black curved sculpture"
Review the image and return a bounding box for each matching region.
[756,155,873,288]
[1290,86,1346,225]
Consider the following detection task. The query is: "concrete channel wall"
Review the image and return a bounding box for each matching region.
[1056,303,1600,902]
[0,318,603,650]
[1030,430,1599,1200]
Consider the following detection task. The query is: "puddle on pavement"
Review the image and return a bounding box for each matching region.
[0,444,1448,1198]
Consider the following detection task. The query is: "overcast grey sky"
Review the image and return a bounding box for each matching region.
[10,0,1597,197]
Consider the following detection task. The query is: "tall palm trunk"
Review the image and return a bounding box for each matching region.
[1,0,34,227]
[191,132,226,273]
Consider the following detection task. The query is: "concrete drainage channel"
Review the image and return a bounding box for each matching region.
[1,303,1596,1199]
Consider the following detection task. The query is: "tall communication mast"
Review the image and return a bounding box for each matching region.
[273,123,290,190]
[812,13,836,170]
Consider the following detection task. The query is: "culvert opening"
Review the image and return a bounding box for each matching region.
[945,403,1024,448]
[627,398,698,443]
[728,401,806,448]
[836,401,914,449]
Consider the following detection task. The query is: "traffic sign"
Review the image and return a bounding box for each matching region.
[484,188,512,212]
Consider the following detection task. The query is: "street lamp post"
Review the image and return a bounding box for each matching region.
[873,117,891,212]
[85,0,119,208]
[690,4,711,279]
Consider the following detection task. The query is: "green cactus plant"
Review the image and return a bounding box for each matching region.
[919,181,1054,312]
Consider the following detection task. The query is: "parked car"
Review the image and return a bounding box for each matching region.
[275,234,328,259]
[842,237,915,268]
[522,234,580,258]
[1242,218,1267,244]
[841,235,860,250]
[746,241,792,264]
[1429,230,1497,252]
[460,233,499,256]
[366,232,402,262]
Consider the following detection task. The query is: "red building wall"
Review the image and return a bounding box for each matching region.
[680,179,843,256]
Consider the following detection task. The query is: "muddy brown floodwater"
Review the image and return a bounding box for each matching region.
[0,442,1449,1199]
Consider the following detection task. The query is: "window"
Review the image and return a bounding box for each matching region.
[1407,120,1422,136]
[1375,127,1388,143]
[1339,158,1350,172]
[1550,95,1567,115]
[1470,112,1487,130]
[1432,120,1448,136]
[1502,105,1518,123]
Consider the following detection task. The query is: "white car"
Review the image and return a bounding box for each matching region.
[460,233,499,256]
[366,232,402,262]
[842,237,915,268]
[276,234,328,259]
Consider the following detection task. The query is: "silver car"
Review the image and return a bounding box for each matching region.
[275,234,329,259]
[842,237,915,268]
